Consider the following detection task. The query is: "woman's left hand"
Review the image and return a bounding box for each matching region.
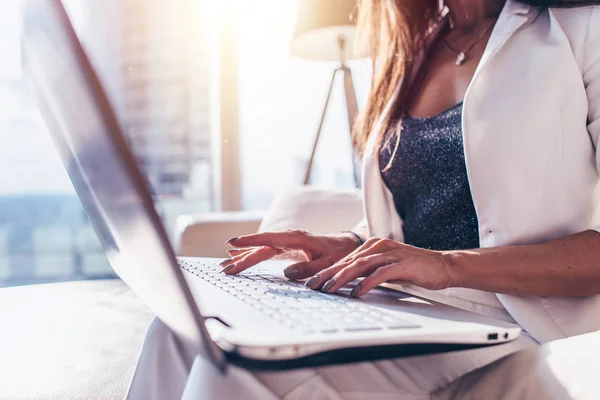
[304,238,457,297]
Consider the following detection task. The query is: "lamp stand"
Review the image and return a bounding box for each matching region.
[303,37,360,186]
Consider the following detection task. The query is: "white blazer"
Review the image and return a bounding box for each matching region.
[361,1,600,344]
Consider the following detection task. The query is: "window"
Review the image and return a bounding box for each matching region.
[0,0,218,287]
[81,0,218,224]
[0,0,113,286]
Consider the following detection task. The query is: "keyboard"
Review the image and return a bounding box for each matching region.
[180,259,419,334]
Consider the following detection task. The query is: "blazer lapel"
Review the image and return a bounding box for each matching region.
[471,1,535,85]
[365,1,534,182]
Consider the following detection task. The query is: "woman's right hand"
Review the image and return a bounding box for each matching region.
[222,230,362,280]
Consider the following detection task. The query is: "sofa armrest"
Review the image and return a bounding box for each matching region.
[174,211,264,258]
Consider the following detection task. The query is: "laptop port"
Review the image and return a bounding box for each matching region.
[487,333,498,340]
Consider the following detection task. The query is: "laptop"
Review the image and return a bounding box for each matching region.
[21,0,520,372]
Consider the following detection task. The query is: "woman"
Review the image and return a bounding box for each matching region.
[128,0,600,398]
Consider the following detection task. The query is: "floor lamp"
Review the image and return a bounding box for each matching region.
[291,0,361,187]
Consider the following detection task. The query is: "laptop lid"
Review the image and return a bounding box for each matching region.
[20,0,226,371]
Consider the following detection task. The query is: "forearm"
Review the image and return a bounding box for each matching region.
[449,230,600,297]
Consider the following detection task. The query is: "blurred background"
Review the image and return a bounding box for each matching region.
[0,0,371,287]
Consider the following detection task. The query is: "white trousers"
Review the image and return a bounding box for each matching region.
[127,318,538,400]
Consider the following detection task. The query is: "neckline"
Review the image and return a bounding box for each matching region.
[406,101,464,121]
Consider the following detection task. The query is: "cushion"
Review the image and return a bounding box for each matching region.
[258,186,363,234]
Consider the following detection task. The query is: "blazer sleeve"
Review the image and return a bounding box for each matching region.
[352,218,369,238]
[584,6,600,233]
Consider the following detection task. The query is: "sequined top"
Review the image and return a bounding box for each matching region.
[379,102,480,251]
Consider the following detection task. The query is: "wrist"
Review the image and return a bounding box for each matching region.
[339,231,364,249]
[442,250,472,288]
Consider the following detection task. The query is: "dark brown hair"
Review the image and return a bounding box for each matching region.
[354,0,600,154]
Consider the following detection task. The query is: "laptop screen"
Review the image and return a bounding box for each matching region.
[20,0,225,369]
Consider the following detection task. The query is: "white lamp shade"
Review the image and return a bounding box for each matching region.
[290,0,359,61]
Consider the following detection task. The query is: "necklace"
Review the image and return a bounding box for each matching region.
[443,22,495,66]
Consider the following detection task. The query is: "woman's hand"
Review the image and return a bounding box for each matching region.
[222,230,362,279]
[304,238,456,297]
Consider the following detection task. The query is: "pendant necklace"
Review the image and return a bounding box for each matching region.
[443,22,495,66]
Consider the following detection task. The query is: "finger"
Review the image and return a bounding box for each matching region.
[219,258,236,268]
[320,253,400,293]
[270,249,310,262]
[222,247,301,270]
[226,230,316,252]
[351,262,412,298]
[311,239,395,289]
[302,240,384,290]
[304,252,387,291]
[333,238,396,268]
[336,237,381,262]
[283,258,332,280]
[230,247,299,261]
[219,250,256,268]
[227,248,254,257]
[223,246,279,275]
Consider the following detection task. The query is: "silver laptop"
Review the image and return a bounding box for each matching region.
[21,0,520,372]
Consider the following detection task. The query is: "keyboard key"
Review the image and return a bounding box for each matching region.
[386,321,420,329]
[321,328,339,334]
[345,326,383,332]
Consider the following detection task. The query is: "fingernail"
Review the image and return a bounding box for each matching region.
[222,265,234,274]
[350,283,362,298]
[321,278,336,293]
[226,237,239,244]
[305,276,321,288]
[284,266,299,279]
[219,259,231,266]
